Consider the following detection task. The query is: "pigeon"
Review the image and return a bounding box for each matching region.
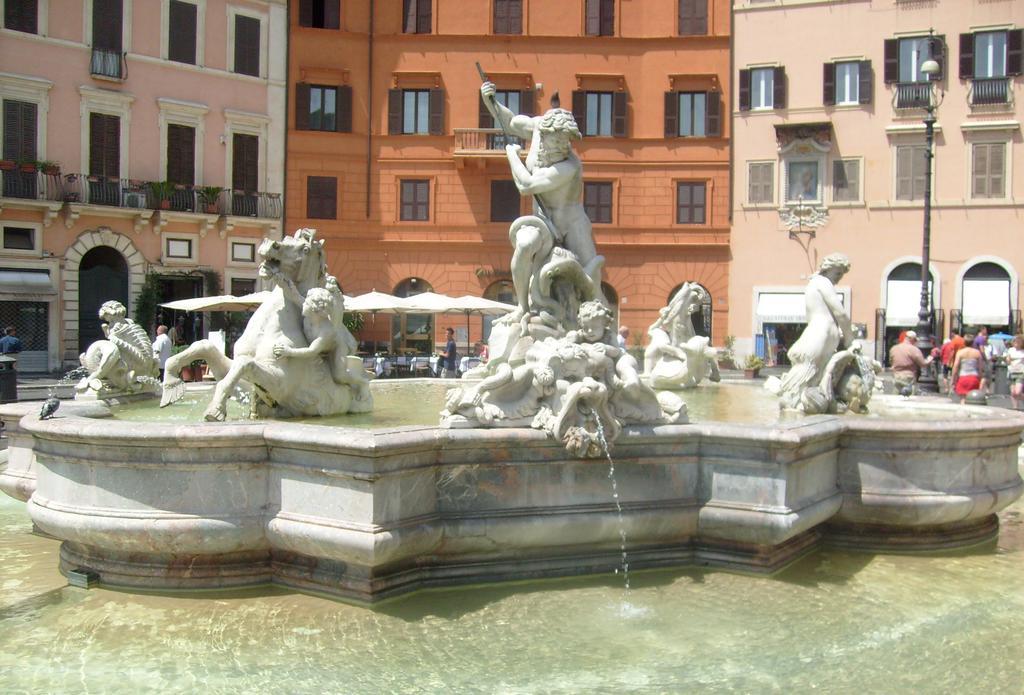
[39,397,60,420]
[899,384,914,399]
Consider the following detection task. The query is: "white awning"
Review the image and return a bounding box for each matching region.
[962,279,1010,326]
[0,269,55,301]
[756,291,846,324]
[885,280,931,326]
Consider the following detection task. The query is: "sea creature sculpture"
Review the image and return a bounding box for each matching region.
[75,300,160,398]
[643,283,721,390]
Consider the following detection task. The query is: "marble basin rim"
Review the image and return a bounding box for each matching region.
[0,394,1021,602]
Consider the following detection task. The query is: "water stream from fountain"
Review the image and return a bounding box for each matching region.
[48,366,88,398]
[593,415,630,591]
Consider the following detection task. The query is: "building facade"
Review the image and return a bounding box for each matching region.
[730,0,1024,365]
[0,0,286,371]
[288,0,731,354]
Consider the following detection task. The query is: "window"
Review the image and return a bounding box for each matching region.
[166,124,195,185]
[490,180,520,222]
[786,161,820,203]
[583,181,612,224]
[974,31,1007,79]
[403,0,431,34]
[2,99,37,198]
[400,179,429,221]
[231,277,257,296]
[233,13,261,77]
[166,238,192,258]
[884,35,945,85]
[747,162,774,204]
[961,30,1022,105]
[739,67,786,111]
[895,145,928,201]
[493,0,521,35]
[665,91,721,137]
[168,0,197,65]
[89,112,120,178]
[298,0,340,29]
[2,227,34,251]
[91,0,124,79]
[972,143,1005,199]
[832,159,860,202]
[231,241,256,263]
[825,61,872,106]
[585,0,613,36]
[572,90,627,137]
[678,0,707,36]
[296,84,352,133]
[306,176,337,219]
[388,88,444,135]
[676,182,706,224]
[231,132,259,214]
[479,90,533,144]
[4,0,37,33]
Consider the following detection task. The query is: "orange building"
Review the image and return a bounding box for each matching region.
[288,0,730,353]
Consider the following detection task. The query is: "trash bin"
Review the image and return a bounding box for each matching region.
[0,354,17,404]
[994,362,1010,396]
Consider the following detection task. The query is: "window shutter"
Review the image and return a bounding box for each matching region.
[3,101,37,161]
[772,67,786,109]
[299,0,313,27]
[90,113,120,178]
[520,89,535,117]
[428,88,445,136]
[679,0,706,36]
[705,91,721,136]
[168,0,197,64]
[295,83,311,130]
[571,90,586,135]
[932,35,946,81]
[883,38,898,83]
[959,33,974,80]
[232,134,258,192]
[5,0,38,34]
[822,62,835,106]
[896,147,912,200]
[324,0,340,30]
[402,0,416,33]
[858,60,873,104]
[22,102,37,161]
[664,91,678,137]
[585,0,600,36]
[167,124,195,185]
[1008,30,1023,76]
[509,0,523,35]
[234,14,260,77]
[612,91,627,137]
[93,0,123,52]
[599,0,613,36]
[738,69,751,111]
[336,86,353,133]
[417,0,432,34]
[388,89,403,135]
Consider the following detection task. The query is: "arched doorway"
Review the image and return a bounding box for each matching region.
[392,277,433,354]
[668,282,712,338]
[882,262,936,365]
[961,261,1012,334]
[482,280,514,343]
[78,246,129,352]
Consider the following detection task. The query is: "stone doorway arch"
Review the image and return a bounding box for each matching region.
[62,228,146,366]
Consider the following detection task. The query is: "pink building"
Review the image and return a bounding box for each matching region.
[0,0,286,371]
[730,0,1023,365]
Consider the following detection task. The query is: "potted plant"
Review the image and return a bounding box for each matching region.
[17,159,36,173]
[718,335,737,370]
[36,160,60,175]
[170,345,194,381]
[0,160,15,171]
[148,180,175,210]
[743,354,765,379]
[198,186,224,214]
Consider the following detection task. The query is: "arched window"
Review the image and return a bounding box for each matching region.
[668,282,712,338]
[962,261,1011,331]
[482,280,514,342]
[392,277,433,354]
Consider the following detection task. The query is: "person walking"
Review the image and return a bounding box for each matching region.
[951,332,987,405]
[889,330,931,395]
[1006,335,1024,410]
[438,327,458,378]
[939,331,964,391]
[152,325,172,380]
[0,326,23,355]
[617,326,629,349]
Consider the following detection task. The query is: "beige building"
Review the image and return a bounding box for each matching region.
[729,0,1023,365]
[0,0,286,371]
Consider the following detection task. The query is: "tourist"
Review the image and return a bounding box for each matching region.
[0,326,22,355]
[889,330,931,395]
[951,332,986,405]
[1007,335,1024,410]
[438,327,458,378]
[617,326,629,349]
[152,325,172,380]
[973,326,988,350]
[939,331,964,390]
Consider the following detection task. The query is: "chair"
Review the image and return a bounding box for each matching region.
[411,356,431,377]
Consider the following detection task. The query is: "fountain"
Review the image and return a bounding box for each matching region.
[0,77,1021,604]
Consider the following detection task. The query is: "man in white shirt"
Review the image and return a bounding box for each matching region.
[617,326,629,349]
[152,325,172,379]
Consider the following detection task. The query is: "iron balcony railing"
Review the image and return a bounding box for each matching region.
[969,78,1011,106]
[0,168,63,202]
[453,128,525,154]
[229,189,283,218]
[893,82,933,109]
[90,48,125,80]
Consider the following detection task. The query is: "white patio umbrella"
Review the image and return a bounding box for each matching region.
[159,290,272,313]
[403,293,514,355]
[344,291,415,314]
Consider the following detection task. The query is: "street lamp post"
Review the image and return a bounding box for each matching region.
[915,51,942,393]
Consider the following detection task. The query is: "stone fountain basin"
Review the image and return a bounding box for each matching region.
[0,396,1021,602]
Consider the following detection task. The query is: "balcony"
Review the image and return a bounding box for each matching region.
[969,78,1011,106]
[0,166,63,202]
[453,128,525,157]
[893,82,932,110]
[90,48,124,80]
